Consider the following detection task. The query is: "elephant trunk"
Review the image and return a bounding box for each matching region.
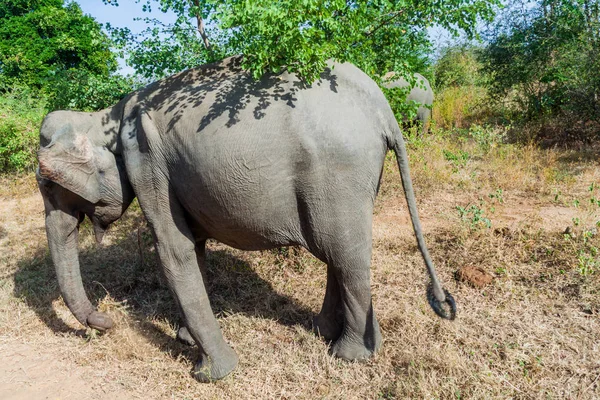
[43,190,113,331]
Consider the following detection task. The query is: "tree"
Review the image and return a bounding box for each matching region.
[105,0,500,83]
[482,0,600,130]
[0,1,118,88]
[0,1,137,111]
[434,44,485,90]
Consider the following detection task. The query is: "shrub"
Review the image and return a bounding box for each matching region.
[0,87,45,172]
[434,45,485,90]
[432,85,487,129]
[481,0,600,144]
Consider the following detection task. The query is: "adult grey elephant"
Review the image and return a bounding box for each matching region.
[36,56,455,382]
[383,72,434,128]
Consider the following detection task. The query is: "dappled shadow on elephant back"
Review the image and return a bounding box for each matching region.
[120,56,340,133]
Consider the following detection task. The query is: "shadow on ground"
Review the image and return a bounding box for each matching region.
[13,215,315,363]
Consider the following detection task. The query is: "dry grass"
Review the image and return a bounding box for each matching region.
[1,134,599,399]
[431,86,488,130]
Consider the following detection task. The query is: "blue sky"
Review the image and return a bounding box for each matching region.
[77,1,176,34]
[77,1,178,74]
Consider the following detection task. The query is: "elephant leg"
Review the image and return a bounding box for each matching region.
[418,109,431,135]
[195,239,209,284]
[329,250,382,361]
[307,204,382,360]
[176,240,208,347]
[313,265,344,341]
[141,190,237,382]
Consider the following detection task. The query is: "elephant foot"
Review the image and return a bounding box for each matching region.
[87,311,113,331]
[192,345,239,383]
[312,313,342,341]
[331,329,382,361]
[176,326,196,346]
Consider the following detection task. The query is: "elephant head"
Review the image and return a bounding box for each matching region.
[36,106,134,331]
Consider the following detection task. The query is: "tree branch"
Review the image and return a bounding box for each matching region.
[364,10,404,38]
[190,0,211,50]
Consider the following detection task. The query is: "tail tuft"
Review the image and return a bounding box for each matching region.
[427,284,457,320]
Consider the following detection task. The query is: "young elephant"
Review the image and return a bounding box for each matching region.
[37,56,455,382]
[383,72,434,130]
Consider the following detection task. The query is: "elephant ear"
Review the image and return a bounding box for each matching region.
[38,124,106,204]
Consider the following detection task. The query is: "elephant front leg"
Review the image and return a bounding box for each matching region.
[176,241,208,347]
[313,265,344,341]
[145,198,237,382]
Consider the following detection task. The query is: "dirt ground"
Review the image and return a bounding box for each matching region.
[1,141,599,399]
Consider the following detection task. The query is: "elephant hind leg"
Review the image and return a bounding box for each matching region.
[307,214,382,360]
[328,251,382,361]
[313,264,344,341]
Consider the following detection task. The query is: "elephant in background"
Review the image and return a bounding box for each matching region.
[36,56,455,382]
[383,72,434,130]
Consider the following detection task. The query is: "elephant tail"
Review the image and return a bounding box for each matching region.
[389,130,457,320]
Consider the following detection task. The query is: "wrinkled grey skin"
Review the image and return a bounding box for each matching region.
[383,72,434,128]
[37,56,455,383]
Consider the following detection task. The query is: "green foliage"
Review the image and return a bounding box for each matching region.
[481,0,600,141]
[456,202,492,229]
[0,1,119,88]
[219,0,498,82]
[443,148,470,170]
[382,84,420,125]
[0,0,62,19]
[44,69,138,112]
[0,87,45,172]
[434,45,485,90]
[433,85,488,129]
[468,124,506,152]
[106,0,226,80]
[0,1,136,171]
[104,0,499,83]
[430,44,494,130]
[562,182,600,275]
[489,188,505,204]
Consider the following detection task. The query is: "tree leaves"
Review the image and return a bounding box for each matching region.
[0,1,118,88]
[482,0,600,123]
[104,0,500,83]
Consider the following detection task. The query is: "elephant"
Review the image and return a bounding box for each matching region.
[36,56,455,382]
[383,72,434,130]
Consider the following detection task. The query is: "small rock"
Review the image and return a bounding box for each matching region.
[456,266,494,288]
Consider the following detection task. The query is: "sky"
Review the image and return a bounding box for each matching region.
[77,1,176,33]
[77,1,178,75]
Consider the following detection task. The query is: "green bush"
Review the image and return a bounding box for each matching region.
[481,0,600,144]
[432,85,488,129]
[45,70,137,112]
[434,45,485,90]
[0,87,45,172]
